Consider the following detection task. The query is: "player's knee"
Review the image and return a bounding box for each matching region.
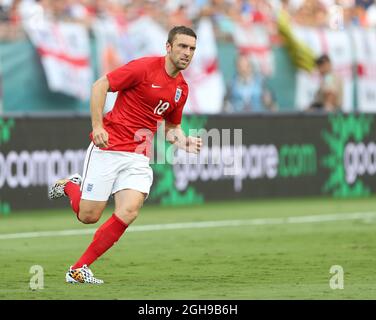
[79,214,100,224]
[125,208,139,221]
[78,209,102,224]
[117,208,139,225]
[80,215,100,224]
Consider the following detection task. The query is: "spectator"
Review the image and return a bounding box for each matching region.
[0,0,24,40]
[226,54,277,113]
[308,54,343,112]
[294,0,328,27]
[356,0,374,9]
[0,0,11,22]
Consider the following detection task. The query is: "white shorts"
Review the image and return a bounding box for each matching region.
[80,142,153,201]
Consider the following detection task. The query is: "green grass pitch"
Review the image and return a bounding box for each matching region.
[1,197,376,300]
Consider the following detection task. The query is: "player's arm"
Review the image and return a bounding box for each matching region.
[165,121,202,154]
[90,76,110,148]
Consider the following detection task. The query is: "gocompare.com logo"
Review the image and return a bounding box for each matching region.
[174,142,317,192]
[152,116,318,200]
[322,114,374,197]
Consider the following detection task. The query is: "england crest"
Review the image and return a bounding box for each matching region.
[175,88,182,103]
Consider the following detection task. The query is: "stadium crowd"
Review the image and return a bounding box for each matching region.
[1,0,376,39]
[1,0,376,113]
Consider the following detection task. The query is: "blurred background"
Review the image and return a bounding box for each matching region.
[2,0,376,213]
[1,0,376,114]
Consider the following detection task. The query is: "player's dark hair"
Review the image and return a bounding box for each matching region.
[167,26,197,45]
[315,54,330,66]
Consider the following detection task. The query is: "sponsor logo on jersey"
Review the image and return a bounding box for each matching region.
[87,183,94,192]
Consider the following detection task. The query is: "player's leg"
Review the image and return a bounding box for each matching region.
[110,152,152,226]
[113,189,146,225]
[77,199,107,224]
[51,180,107,224]
[66,189,146,284]
[66,153,152,284]
[49,142,113,223]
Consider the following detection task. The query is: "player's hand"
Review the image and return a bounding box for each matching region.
[93,127,109,148]
[186,136,202,154]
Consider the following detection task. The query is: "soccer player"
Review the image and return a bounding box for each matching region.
[49,26,202,284]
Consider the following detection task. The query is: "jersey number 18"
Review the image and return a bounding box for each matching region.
[154,100,170,115]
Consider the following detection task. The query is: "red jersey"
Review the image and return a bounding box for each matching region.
[91,56,189,156]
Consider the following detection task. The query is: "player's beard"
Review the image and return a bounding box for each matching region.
[171,55,191,71]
